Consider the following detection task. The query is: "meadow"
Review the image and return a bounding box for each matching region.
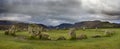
[0,28,120,49]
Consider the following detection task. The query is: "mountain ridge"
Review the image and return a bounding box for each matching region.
[0,20,120,30]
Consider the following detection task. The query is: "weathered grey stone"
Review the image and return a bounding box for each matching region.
[77,34,87,40]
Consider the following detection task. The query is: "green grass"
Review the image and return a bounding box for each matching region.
[0,28,120,49]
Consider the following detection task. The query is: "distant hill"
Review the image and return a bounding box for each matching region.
[54,23,73,29]
[51,20,120,29]
[0,20,47,30]
[0,20,18,25]
[74,20,120,29]
[0,20,120,30]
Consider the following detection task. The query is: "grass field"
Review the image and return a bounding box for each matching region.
[0,28,120,49]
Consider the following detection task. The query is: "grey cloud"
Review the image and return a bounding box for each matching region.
[0,0,120,26]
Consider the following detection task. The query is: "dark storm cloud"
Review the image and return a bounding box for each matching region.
[0,0,120,26]
[102,11,120,16]
[0,0,7,13]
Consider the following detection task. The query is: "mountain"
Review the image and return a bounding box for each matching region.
[0,20,18,25]
[0,20,24,30]
[74,20,120,29]
[0,20,47,30]
[54,23,73,29]
[0,20,120,30]
[51,20,120,29]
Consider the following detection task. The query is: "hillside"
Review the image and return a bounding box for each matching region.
[54,23,73,29]
[74,20,120,29]
[0,20,47,30]
[52,20,120,29]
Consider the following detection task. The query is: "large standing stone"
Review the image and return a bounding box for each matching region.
[69,28,76,40]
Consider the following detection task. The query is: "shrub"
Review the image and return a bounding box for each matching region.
[29,35,36,39]
[4,30,9,35]
[68,28,76,40]
[57,36,66,40]
[76,34,87,40]
[10,32,16,36]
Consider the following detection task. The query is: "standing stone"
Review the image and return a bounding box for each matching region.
[77,34,87,40]
[41,33,50,40]
[82,27,86,31]
[69,28,76,40]
[104,30,113,37]
[8,25,17,36]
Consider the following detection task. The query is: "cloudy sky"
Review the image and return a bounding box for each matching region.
[0,0,120,26]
